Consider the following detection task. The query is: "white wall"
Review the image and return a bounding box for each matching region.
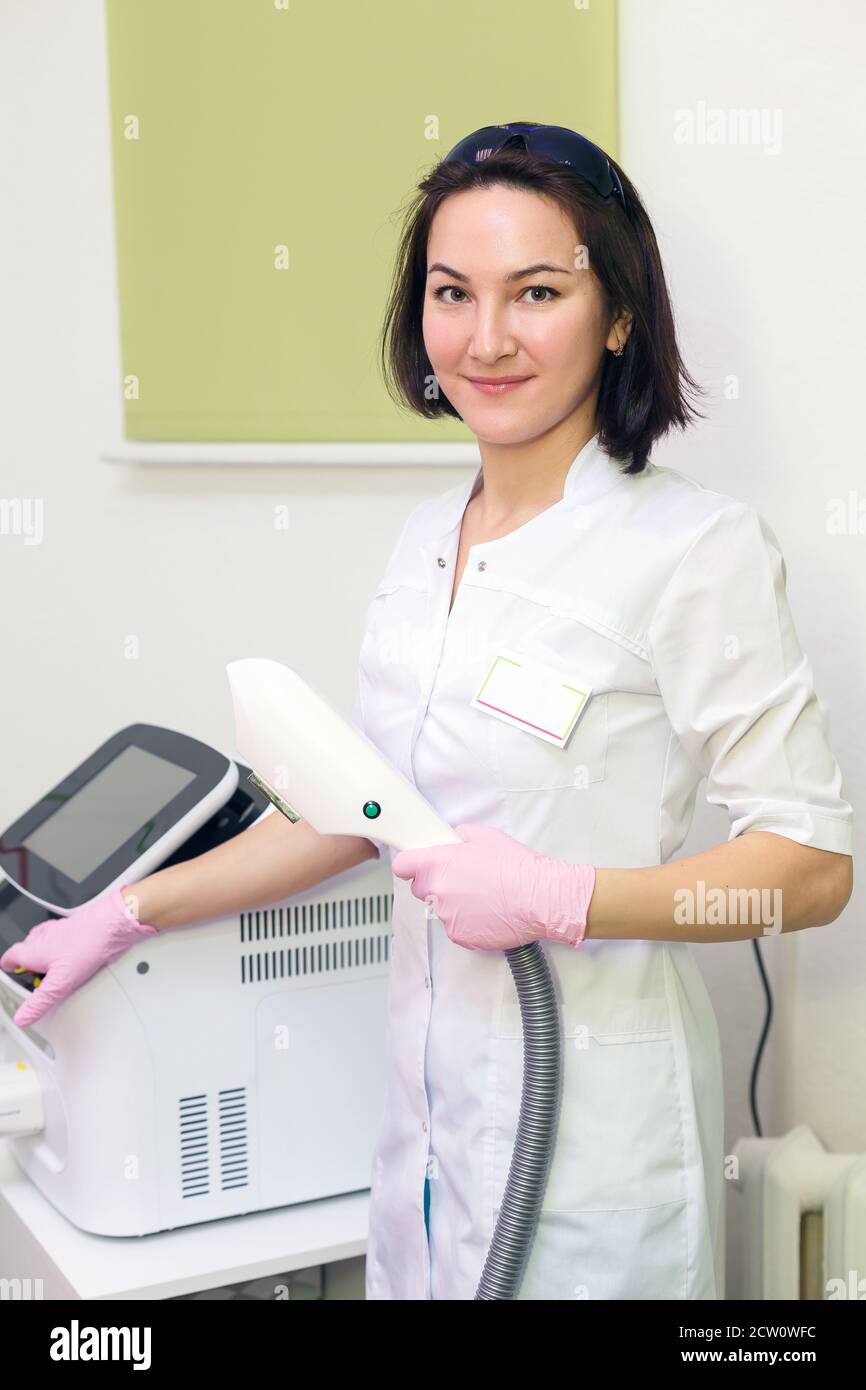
[1,0,862,1296]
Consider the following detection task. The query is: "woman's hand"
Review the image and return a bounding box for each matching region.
[391,822,596,951]
[0,886,159,1028]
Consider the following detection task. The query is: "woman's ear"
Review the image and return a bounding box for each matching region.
[606,309,634,354]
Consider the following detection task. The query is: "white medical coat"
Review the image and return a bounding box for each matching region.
[350,432,854,1300]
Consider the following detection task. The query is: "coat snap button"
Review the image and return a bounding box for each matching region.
[436,557,446,567]
[477,560,487,571]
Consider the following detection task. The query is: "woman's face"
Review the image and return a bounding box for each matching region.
[423,185,626,445]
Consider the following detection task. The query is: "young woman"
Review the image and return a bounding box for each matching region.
[3,123,853,1302]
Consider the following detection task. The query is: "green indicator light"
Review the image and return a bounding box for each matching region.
[363,801,382,820]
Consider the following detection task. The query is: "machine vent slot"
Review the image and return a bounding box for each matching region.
[179,1092,210,1198]
[239,891,393,985]
[219,1086,249,1191]
[179,1088,250,1196]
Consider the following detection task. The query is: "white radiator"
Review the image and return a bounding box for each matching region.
[730,1124,866,1299]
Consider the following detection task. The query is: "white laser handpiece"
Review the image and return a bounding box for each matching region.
[226,658,461,853]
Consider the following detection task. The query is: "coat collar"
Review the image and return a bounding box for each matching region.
[420,431,626,550]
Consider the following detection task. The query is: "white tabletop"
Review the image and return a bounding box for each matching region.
[0,1142,370,1300]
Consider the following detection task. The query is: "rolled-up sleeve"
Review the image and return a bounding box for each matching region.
[646,502,854,854]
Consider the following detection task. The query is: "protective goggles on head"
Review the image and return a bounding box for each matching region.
[442,122,627,216]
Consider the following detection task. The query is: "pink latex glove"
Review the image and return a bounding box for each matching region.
[0,886,159,1029]
[391,823,596,952]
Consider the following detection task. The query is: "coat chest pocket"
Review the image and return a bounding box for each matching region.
[473,615,611,792]
[357,581,428,770]
[358,581,429,688]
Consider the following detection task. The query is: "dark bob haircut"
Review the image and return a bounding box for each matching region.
[379,128,703,474]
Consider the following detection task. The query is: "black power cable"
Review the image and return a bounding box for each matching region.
[749,937,774,1136]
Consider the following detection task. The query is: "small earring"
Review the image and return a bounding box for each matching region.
[613,338,625,357]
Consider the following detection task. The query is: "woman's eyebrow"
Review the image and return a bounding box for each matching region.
[427,261,572,283]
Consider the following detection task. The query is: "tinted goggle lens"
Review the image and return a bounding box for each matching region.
[443,123,626,213]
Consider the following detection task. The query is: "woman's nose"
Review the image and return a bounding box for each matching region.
[466,301,518,360]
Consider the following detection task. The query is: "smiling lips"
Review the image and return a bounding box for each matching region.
[465,376,533,395]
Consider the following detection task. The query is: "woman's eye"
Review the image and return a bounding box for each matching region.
[520,284,559,304]
[432,284,560,305]
[432,285,467,305]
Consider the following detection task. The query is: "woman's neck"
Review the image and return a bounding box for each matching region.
[473,416,598,529]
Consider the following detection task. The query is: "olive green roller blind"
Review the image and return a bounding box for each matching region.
[105,0,618,443]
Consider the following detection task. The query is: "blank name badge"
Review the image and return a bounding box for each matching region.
[470,645,592,748]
